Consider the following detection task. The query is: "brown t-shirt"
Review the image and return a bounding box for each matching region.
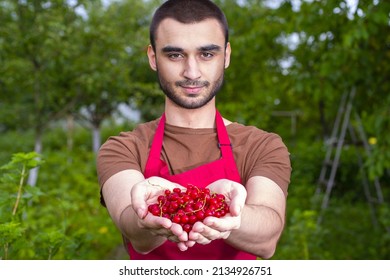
[97,118,291,202]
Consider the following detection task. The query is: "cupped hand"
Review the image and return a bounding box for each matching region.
[131,176,185,219]
[206,179,247,216]
[186,179,247,245]
[131,176,189,244]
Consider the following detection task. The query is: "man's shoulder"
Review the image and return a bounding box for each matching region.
[227,122,284,146]
[227,122,269,136]
[119,118,160,138]
[101,118,160,149]
[134,118,160,133]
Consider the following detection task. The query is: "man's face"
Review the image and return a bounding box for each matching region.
[148,18,231,109]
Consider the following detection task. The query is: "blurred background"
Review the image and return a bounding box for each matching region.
[0,0,389,260]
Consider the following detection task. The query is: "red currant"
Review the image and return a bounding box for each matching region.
[147,184,230,233]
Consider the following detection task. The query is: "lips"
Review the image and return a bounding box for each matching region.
[175,80,210,95]
[182,86,203,94]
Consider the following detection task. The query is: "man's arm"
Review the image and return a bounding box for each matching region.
[101,170,188,254]
[226,176,286,259]
[188,176,286,259]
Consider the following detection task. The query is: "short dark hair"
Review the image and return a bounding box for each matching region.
[150,0,229,51]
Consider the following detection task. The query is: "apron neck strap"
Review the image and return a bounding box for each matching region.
[215,110,233,158]
[147,113,166,160]
[149,110,232,159]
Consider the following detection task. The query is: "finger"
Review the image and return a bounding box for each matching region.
[135,206,148,220]
[139,213,172,230]
[202,214,241,232]
[177,242,189,251]
[190,221,229,243]
[228,184,247,216]
[170,223,188,242]
[185,240,196,248]
[221,186,242,216]
[188,231,212,245]
[131,183,152,219]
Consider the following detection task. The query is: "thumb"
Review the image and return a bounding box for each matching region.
[137,207,148,219]
[229,184,247,216]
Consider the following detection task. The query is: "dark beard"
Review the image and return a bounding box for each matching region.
[157,72,224,109]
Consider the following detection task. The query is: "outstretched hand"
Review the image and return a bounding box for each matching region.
[131,177,189,248]
[131,177,247,251]
[186,179,247,246]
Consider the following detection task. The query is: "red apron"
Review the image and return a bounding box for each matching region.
[127,110,256,259]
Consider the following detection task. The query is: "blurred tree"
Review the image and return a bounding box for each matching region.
[1,0,388,181]
[280,0,390,178]
[71,0,159,152]
[0,0,159,157]
[0,0,85,185]
[217,0,290,126]
[218,0,389,179]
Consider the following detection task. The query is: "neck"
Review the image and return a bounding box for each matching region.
[164,101,216,129]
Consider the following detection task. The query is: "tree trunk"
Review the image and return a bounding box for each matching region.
[92,124,101,154]
[27,129,43,186]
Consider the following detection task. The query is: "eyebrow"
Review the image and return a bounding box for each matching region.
[162,46,183,53]
[161,44,222,53]
[198,44,222,52]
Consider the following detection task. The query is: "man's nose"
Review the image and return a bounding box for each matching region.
[183,56,201,80]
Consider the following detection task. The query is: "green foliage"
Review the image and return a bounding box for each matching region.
[1,122,388,260]
[0,152,43,259]
[272,136,390,260]
[0,134,126,259]
[0,0,389,260]
[363,102,390,180]
[0,222,25,260]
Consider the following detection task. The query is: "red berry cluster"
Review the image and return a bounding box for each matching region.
[148,185,229,232]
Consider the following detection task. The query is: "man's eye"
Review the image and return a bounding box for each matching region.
[168,53,183,59]
[201,52,214,59]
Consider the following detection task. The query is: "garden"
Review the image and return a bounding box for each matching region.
[1,0,389,260]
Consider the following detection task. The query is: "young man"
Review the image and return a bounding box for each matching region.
[97,0,291,260]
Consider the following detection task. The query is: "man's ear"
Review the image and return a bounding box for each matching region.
[147,45,157,71]
[224,42,231,69]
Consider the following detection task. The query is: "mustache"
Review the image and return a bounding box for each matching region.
[175,80,210,87]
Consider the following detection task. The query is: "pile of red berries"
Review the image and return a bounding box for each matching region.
[148,184,230,232]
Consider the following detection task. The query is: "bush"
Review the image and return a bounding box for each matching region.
[0,125,388,260]
[0,145,127,259]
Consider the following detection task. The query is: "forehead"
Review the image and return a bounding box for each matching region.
[155,18,226,49]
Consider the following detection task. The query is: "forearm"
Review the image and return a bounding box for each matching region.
[102,170,169,254]
[226,204,284,259]
[118,205,167,254]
